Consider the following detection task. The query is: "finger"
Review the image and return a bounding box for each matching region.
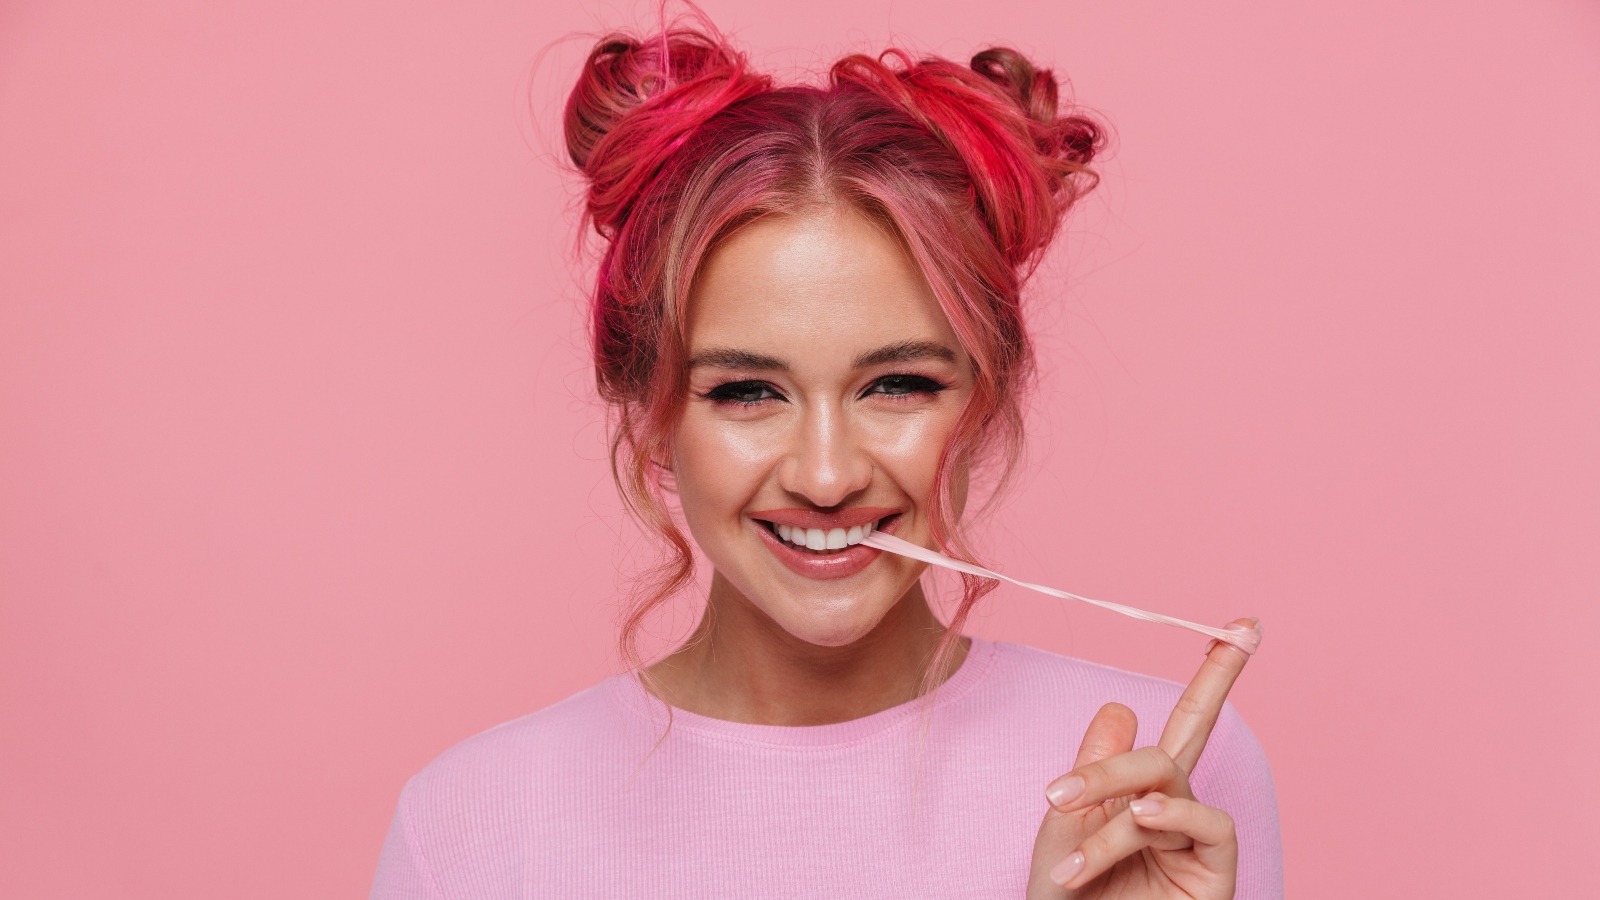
[1051,704,1136,818]
[1130,793,1238,873]
[1047,805,1153,889]
[1049,795,1239,890]
[1158,617,1257,774]
[1046,745,1189,812]
[1072,702,1137,770]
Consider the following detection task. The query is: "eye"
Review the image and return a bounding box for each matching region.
[701,380,786,406]
[862,373,949,399]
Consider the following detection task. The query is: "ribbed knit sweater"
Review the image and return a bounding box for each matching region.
[370,638,1284,899]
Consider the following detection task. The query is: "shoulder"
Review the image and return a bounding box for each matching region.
[972,640,1274,786]
[399,675,642,818]
[376,677,657,895]
[973,640,1281,895]
[984,639,1193,706]
[977,639,1203,733]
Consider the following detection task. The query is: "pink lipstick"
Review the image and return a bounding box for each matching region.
[748,507,902,580]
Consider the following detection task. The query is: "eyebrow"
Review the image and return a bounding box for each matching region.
[854,340,958,367]
[686,348,789,371]
[688,340,958,372]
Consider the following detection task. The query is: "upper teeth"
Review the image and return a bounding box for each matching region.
[775,521,875,550]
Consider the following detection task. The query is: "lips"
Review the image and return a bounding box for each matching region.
[748,508,902,581]
[749,507,898,530]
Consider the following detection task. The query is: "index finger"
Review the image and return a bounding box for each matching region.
[1157,617,1259,774]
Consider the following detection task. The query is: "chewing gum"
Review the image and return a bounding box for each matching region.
[861,531,1263,655]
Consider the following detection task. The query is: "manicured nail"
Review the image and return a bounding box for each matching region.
[1129,798,1165,816]
[1049,851,1085,886]
[1046,775,1085,808]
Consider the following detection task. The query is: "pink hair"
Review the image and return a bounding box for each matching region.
[563,22,1103,693]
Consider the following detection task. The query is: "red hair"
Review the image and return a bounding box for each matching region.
[563,22,1103,691]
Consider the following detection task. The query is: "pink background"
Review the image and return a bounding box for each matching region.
[3,1,1597,896]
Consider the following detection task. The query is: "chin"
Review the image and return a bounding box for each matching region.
[791,622,874,648]
[768,592,894,648]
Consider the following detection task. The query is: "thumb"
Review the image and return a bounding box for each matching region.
[1027,704,1139,900]
[1073,702,1137,769]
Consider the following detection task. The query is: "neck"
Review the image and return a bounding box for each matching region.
[645,573,970,726]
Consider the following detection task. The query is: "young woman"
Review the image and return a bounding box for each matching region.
[371,23,1282,900]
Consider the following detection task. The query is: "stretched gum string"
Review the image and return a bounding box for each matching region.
[861,531,1263,655]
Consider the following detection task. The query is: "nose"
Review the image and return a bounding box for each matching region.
[778,401,873,508]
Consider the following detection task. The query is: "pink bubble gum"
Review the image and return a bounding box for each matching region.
[861,531,1263,655]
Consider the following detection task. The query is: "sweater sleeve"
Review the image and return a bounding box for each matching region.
[369,782,447,900]
[1190,701,1285,900]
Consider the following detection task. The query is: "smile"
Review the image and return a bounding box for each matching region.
[771,520,876,552]
[747,509,902,580]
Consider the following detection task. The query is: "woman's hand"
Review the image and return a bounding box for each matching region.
[1024,618,1257,900]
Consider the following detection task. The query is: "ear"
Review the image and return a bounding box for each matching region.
[650,454,678,495]
[949,449,972,517]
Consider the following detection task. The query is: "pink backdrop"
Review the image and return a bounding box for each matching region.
[3,1,1597,896]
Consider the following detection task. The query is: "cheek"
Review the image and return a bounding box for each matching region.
[865,407,964,500]
[672,412,780,522]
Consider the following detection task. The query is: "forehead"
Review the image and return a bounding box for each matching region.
[685,206,963,359]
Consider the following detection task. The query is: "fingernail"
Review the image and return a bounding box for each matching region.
[1046,775,1085,808]
[1225,622,1252,631]
[1049,851,1085,886]
[1247,617,1260,626]
[1129,798,1165,816]
[1203,638,1219,654]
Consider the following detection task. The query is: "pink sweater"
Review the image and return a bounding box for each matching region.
[371,638,1283,899]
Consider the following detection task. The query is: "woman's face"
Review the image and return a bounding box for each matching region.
[672,205,974,648]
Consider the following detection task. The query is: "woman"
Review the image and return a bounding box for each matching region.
[371,22,1282,900]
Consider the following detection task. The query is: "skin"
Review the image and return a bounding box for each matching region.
[650,204,971,725]
[646,204,1250,898]
[1026,623,1255,899]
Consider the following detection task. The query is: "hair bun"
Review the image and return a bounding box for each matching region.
[969,47,1101,169]
[832,47,1103,267]
[564,29,770,237]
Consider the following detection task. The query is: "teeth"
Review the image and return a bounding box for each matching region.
[772,519,887,551]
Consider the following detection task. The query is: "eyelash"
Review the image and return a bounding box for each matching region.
[700,374,950,407]
[866,374,950,398]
